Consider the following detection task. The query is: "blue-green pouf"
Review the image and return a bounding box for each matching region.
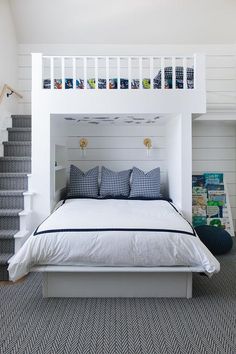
[195,225,233,255]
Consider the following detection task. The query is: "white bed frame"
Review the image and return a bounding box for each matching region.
[32,265,204,298]
[28,52,206,299]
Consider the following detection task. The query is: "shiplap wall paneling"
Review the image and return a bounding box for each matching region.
[65,124,167,194]
[192,120,236,230]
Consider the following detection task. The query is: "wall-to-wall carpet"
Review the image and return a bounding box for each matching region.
[0,243,236,354]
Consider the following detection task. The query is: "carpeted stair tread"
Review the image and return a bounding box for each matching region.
[3,141,31,145]
[0,230,18,239]
[7,128,31,132]
[0,172,28,177]
[0,209,22,216]
[0,114,31,281]
[0,253,13,264]
[0,156,31,161]
[0,190,25,196]
[11,115,31,119]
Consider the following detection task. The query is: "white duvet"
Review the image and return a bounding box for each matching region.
[8,199,220,281]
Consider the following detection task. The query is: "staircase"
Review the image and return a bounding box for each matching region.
[0,115,31,281]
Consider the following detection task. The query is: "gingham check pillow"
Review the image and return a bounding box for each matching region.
[67,165,99,198]
[129,167,161,199]
[100,167,132,198]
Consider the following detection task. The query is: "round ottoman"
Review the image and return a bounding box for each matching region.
[194,225,233,255]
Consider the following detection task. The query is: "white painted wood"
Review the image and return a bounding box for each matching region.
[50,57,54,90]
[31,266,199,298]
[106,57,109,89]
[83,57,87,90]
[167,114,192,220]
[41,272,193,298]
[67,135,166,148]
[72,57,76,90]
[193,119,236,230]
[117,57,120,90]
[139,57,142,89]
[67,148,166,161]
[161,57,165,89]
[172,57,176,89]
[128,57,132,90]
[32,265,203,273]
[183,57,187,89]
[150,57,153,89]
[94,57,98,90]
[61,57,65,90]
[14,230,30,253]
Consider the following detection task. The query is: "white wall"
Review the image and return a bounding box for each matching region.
[193,119,236,229]
[10,0,236,45]
[49,117,167,215]
[0,0,18,125]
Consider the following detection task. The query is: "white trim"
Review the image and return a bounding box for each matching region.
[33,266,198,298]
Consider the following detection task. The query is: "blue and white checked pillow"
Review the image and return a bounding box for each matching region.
[67,165,99,198]
[100,167,132,198]
[129,167,161,199]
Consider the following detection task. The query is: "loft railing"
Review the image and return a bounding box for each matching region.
[32,53,205,92]
[0,84,23,104]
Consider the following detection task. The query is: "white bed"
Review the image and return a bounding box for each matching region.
[8,199,220,298]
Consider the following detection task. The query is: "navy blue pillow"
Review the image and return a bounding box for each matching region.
[100,167,132,198]
[67,165,99,198]
[129,167,161,199]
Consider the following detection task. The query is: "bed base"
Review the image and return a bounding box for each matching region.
[32,266,204,298]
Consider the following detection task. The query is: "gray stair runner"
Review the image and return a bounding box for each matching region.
[0,115,31,281]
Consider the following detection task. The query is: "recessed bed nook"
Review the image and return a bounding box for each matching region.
[7,51,219,299]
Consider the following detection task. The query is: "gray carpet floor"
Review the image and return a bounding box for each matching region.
[0,243,236,354]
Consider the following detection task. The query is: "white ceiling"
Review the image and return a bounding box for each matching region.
[10,0,236,44]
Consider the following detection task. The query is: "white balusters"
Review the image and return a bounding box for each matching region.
[117,57,120,90]
[172,57,176,89]
[150,57,153,89]
[72,58,76,90]
[183,57,187,89]
[139,57,142,89]
[106,57,109,89]
[83,57,87,90]
[50,57,54,90]
[61,57,65,89]
[128,57,131,90]
[161,57,165,90]
[42,54,197,91]
[94,57,98,89]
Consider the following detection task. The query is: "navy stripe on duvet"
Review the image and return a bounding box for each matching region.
[33,199,196,237]
[34,227,195,237]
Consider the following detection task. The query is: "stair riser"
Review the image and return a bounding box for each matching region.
[0,161,31,173]
[0,216,19,230]
[0,239,14,253]
[4,145,31,157]
[0,196,24,209]
[0,177,28,190]
[12,117,31,128]
[8,131,31,142]
[0,265,9,281]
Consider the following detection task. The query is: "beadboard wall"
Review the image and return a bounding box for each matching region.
[61,122,168,195]
[192,120,236,229]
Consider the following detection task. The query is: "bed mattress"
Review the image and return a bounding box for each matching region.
[8,199,220,281]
